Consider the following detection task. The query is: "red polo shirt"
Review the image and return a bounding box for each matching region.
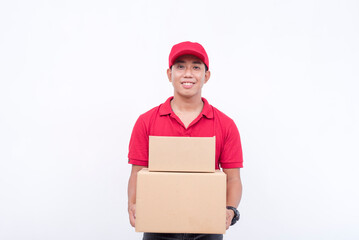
[128,97,243,169]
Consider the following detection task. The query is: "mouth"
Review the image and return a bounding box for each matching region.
[181,82,195,86]
[181,82,195,89]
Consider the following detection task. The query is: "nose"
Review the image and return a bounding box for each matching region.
[184,67,193,77]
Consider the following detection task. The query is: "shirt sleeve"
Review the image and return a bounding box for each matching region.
[128,115,149,166]
[219,119,243,169]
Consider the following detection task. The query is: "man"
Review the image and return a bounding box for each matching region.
[127,41,243,240]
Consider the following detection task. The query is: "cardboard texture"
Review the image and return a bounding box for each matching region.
[149,136,215,173]
[136,169,226,234]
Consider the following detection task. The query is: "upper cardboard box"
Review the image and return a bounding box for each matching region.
[149,136,215,173]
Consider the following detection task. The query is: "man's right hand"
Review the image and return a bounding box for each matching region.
[128,165,145,228]
[128,204,136,227]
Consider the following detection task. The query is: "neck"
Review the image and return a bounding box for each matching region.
[171,94,203,113]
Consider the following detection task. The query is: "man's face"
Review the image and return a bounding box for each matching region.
[167,55,211,99]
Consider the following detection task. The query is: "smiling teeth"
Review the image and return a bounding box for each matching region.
[183,82,194,85]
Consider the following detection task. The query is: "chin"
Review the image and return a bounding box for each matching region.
[178,92,200,99]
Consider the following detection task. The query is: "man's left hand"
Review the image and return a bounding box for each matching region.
[226,208,234,229]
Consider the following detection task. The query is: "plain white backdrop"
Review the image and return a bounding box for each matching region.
[1,0,358,239]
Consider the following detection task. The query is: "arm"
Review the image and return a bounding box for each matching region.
[223,168,242,229]
[127,164,146,227]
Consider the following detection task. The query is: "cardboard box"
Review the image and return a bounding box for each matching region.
[135,169,226,234]
[149,136,215,173]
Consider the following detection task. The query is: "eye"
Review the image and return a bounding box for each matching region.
[193,66,201,70]
[176,64,185,69]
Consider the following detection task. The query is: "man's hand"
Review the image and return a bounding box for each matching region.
[128,204,136,227]
[128,165,146,228]
[226,208,234,229]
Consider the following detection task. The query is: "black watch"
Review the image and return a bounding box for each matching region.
[226,206,240,226]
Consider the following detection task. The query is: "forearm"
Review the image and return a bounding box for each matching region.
[223,168,242,208]
[127,171,137,209]
[226,176,242,208]
[128,165,146,208]
[223,168,242,229]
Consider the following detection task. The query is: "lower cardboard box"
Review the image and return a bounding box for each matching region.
[135,169,226,234]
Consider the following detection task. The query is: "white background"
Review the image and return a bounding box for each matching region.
[1,0,358,239]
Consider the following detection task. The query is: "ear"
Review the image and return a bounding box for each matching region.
[204,70,211,84]
[167,68,172,82]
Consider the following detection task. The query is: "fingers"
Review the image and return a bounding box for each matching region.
[129,212,135,227]
[129,204,136,227]
[226,209,234,230]
[226,214,231,229]
[226,218,230,230]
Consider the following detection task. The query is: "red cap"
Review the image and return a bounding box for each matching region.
[169,41,209,70]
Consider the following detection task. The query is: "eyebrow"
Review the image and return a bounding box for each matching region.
[174,60,185,64]
[174,60,202,64]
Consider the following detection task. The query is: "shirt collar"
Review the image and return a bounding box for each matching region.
[159,96,213,119]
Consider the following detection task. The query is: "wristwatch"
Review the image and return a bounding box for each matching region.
[226,206,240,226]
